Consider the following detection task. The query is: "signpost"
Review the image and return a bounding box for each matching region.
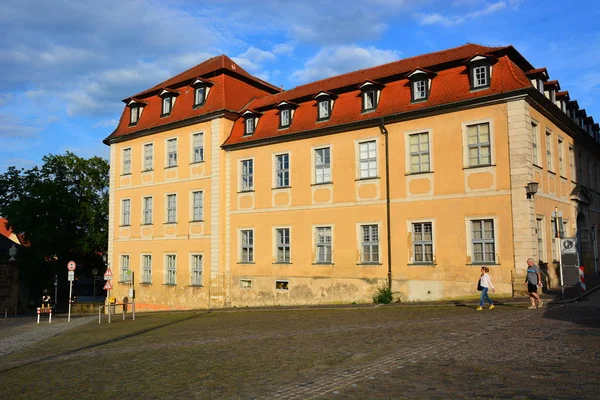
[67,261,76,322]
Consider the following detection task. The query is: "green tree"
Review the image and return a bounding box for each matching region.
[0,152,109,304]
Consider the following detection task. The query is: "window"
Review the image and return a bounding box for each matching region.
[120,255,131,283]
[409,133,430,173]
[363,90,377,111]
[240,230,254,263]
[536,218,544,263]
[551,218,557,261]
[165,255,176,284]
[558,138,564,176]
[142,255,152,283]
[588,158,593,189]
[412,222,433,263]
[315,147,331,184]
[531,122,539,166]
[546,131,553,171]
[472,65,489,88]
[413,80,428,101]
[276,228,290,263]
[361,225,379,263]
[240,159,254,191]
[191,255,203,286]
[121,199,131,226]
[275,153,290,188]
[166,194,177,223]
[471,219,495,263]
[143,196,153,224]
[192,133,204,163]
[318,99,330,120]
[167,138,178,167]
[569,146,575,180]
[240,279,252,289]
[143,143,153,171]
[280,108,290,128]
[315,226,332,263]
[275,280,289,290]
[467,123,491,166]
[192,191,203,221]
[194,86,206,106]
[244,117,255,135]
[162,97,172,116]
[130,106,139,125]
[122,148,131,175]
[359,140,377,178]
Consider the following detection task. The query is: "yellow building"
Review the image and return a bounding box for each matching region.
[104,44,600,310]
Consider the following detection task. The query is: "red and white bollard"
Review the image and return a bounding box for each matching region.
[37,307,52,324]
[579,266,586,292]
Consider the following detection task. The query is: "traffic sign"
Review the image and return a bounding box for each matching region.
[67,261,76,271]
[68,270,75,281]
[104,267,113,280]
[103,280,113,290]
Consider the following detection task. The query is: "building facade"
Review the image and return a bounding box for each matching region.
[104,44,600,310]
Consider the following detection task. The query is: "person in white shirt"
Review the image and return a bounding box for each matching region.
[476,266,495,311]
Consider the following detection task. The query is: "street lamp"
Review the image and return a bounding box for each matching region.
[526,182,539,199]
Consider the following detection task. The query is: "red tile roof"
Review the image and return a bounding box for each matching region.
[224,53,532,147]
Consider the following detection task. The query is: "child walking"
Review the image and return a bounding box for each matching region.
[476,267,495,311]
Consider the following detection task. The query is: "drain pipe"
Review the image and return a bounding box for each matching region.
[379,118,392,291]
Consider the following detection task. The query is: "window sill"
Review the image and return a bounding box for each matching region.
[357,262,382,266]
[273,262,292,265]
[164,222,177,225]
[311,182,333,186]
[355,176,379,182]
[316,118,331,123]
[278,125,291,130]
[238,262,255,265]
[160,113,172,118]
[548,170,556,176]
[120,173,132,177]
[532,163,543,170]
[139,282,152,285]
[164,165,178,169]
[128,122,138,127]
[238,190,255,194]
[189,284,204,288]
[189,220,204,223]
[142,169,154,172]
[190,161,205,165]
[272,186,291,190]
[560,175,568,180]
[312,262,334,265]
[463,164,495,170]
[408,263,436,267]
[118,281,132,284]
[242,133,254,137]
[361,107,377,114]
[466,263,500,267]
[140,223,153,226]
[469,85,490,92]
[119,225,131,228]
[192,103,206,109]
[163,283,177,286]
[410,98,428,104]
[405,171,433,176]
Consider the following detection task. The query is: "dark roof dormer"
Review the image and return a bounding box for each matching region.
[314,91,337,122]
[276,101,298,129]
[241,109,262,136]
[406,69,435,103]
[593,123,600,141]
[126,98,147,126]
[466,54,496,90]
[576,109,587,130]
[190,77,214,108]
[358,80,384,112]
[544,80,560,103]
[159,88,180,117]
[584,116,594,135]
[556,91,569,113]
[525,67,548,94]
[567,100,579,121]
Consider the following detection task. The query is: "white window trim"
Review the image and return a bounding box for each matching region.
[356,221,382,264]
[531,119,540,167]
[355,138,380,179]
[239,157,255,192]
[165,136,178,168]
[120,253,131,283]
[404,128,434,174]
[164,253,177,285]
[190,131,205,164]
[240,279,253,289]
[313,224,334,264]
[275,280,289,291]
[558,136,565,177]
[272,151,291,188]
[464,215,500,265]
[140,253,153,284]
[121,198,131,226]
[535,216,546,264]
[311,145,333,185]
[165,192,177,224]
[238,228,255,263]
[122,147,132,175]
[461,118,495,168]
[141,195,153,225]
[189,252,204,286]
[273,226,292,264]
[190,190,204,222]
[546,129,554,172]
[405,218,436,265]
[142,142,154,171]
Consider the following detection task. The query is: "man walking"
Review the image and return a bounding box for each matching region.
[526,258,543,309]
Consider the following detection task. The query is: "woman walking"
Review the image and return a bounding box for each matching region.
[476,267,495,311]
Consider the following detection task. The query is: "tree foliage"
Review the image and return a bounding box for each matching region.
[0,152,109,297]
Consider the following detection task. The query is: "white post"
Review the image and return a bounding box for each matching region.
[37,308,40,324]
[49,311,52,323]
[68,280,73,322]
[99,306,102,324]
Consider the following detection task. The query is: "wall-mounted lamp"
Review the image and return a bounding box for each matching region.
[526,182,539,199]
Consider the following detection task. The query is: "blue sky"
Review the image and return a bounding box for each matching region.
[1,0,599,171]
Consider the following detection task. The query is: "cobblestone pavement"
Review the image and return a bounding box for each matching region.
[0,315,95,358]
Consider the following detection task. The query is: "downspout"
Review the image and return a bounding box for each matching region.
[379,118,392,291]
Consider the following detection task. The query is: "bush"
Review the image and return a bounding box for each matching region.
[372,285,393,304]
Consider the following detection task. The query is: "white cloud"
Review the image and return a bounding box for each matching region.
[272,42,295,56]
[0,114,41,138]
[416,1,507,27]
[291,45,401,83]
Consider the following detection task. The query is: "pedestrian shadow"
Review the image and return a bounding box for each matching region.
[0,312,206,374]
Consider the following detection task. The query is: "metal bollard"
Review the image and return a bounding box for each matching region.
[4,309,7,318]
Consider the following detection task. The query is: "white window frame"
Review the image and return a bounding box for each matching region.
[314,225,333,264]
[142,196,153,225]
[472,65,488,88]
[162,96,172,116]
[120,254,131,283]
[141,254,152,284]
[244,117,255,135]
[413,79,427,101]
[317,99,330,120]
[410,221,434,264]
[165,254,177,285]
[357,139,378,179]
[546,130,553,172]
[166,138,178,167]
[314,146,332,184]
[465,216,499,265]
[122,148,132,175]
[240,158,254,191]
[569,146,575,181]
[359,223,380,264]
[531,120,540,166]
[274,227,291,263]
[121,198,131,226]
[191,132,204,163]
[166,193,177,223]
[143,143,154,171]
[194,86,206,106]
[191,190,203,222]
[363,89,377,111]
[239,229,254,263]
[536,217,545,264]
[190,253,203,286]
[558,137,565,176]
[274,152,290,188]
[462,119,494,168]
[280,108,290,128]
[130,106,139,125]
[408,132,430,173]
[240,279,253,289]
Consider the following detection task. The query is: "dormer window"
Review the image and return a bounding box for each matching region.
[130,106,140,125]
[191,78,213,108]
[245,117,255,135]
[468,55,493,90]
[473,65,488,88]
[359,81,382,112]
[414,80,428,100]
[242,110,261,136]
[538,79,545,94]
[318,99,330,120]
[194,86,206,106]
[162,96,172,116]
[280,108,290,128]
[407,70,433,103]
[314,91,336,121]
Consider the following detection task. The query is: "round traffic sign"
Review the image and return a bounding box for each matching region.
[67,261,76,271]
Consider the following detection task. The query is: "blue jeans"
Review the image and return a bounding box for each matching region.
[480,287,493,306]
